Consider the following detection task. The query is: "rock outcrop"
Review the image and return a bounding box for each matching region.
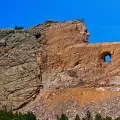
[0,20,86,110]
[0,24,46,110]
[1,19,120,119]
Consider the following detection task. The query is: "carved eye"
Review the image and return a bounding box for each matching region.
[84,29,87,33]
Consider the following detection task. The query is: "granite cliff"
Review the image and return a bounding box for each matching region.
[1,20,120,120]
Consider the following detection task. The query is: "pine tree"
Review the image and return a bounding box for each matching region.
[57,115,60,120]
[74,114,80,120]
[60,114,68,120]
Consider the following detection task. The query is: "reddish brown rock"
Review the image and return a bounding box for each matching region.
[42,20,120,88]
[1,19,120,119]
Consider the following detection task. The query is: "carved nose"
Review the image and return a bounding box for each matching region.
[87,33,90,36]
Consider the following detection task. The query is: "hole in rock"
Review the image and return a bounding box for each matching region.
[101,52,111,62]
[35,33,41,39]
[104,54,111,62]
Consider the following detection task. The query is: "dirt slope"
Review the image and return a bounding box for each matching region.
[23,87,120,120]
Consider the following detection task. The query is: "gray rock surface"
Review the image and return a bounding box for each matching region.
[0,25,46,110]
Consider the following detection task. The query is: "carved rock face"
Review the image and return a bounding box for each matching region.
[1,20,120,112]
[42,20,120,88]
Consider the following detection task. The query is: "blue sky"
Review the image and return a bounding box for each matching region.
[0,0,120,43]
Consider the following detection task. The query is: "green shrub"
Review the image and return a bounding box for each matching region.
[57,114,68,120]
[0,111,36,120]
[103,116,112,120]
[1,111,120,120]
[74,114,81,120]
[86,111,92,120]
[115,116,120,120]
[15,25,24,30]
[57,113,120,120]
[57,115,60,120]
[95,114,102,120]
